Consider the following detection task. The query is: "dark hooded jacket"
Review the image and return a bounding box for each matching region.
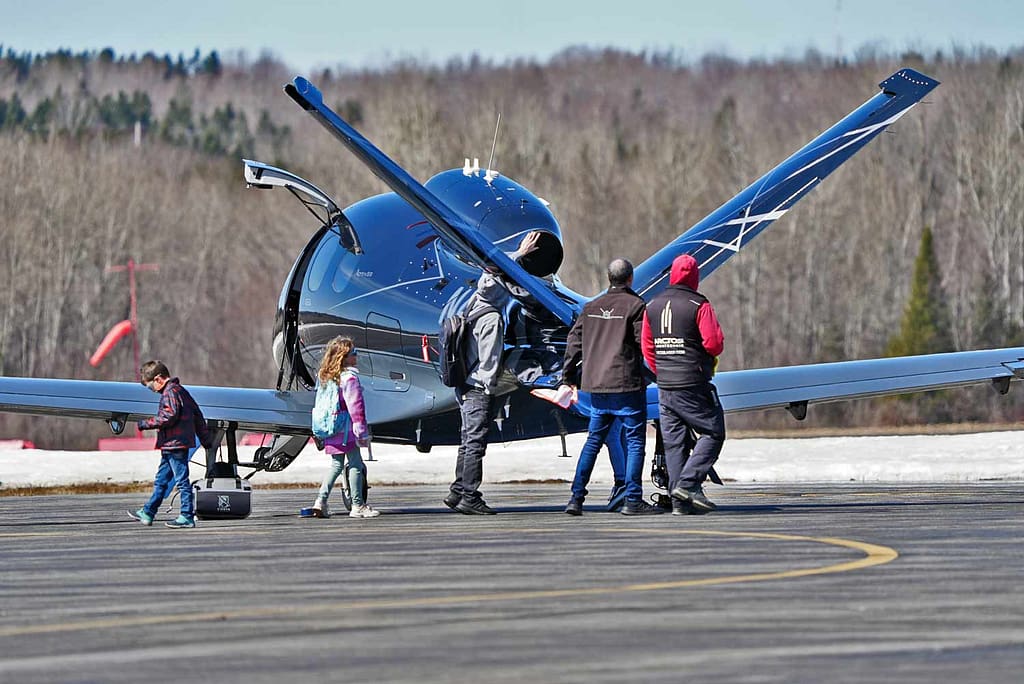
[641,254,724,388]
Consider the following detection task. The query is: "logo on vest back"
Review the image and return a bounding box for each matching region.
[588,307,624,320]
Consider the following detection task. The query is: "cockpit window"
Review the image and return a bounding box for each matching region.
[305,236,339,293]
[331,248,360,293]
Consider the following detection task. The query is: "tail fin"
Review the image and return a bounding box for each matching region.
[632,68,939,298]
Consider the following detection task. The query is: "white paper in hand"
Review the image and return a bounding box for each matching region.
[529,385,577,409]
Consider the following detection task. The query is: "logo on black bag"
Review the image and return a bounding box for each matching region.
[217,495,231,511]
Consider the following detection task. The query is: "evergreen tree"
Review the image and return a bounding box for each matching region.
[886,226,955,356]
[158,95,195,146]
[0,93,27,130]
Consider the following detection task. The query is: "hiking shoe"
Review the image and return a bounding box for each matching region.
[671,498,690,516]
[349,504,381,518]
[621,500,665,516]
[564,498,583,516]
[311,501,330,518]
[671,486,717,512]
[128,508,153,526]
[455,498,496,515]
[164,515,196,529]
[443,492,462,511]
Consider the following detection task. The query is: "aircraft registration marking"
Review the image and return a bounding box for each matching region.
[0,528,897,637]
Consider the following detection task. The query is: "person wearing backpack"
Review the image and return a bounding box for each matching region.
[310,336,379,519]
[444,272,510,515]
[129,360,214,529]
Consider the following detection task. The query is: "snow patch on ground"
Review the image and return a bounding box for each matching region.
[1,431,1021,489]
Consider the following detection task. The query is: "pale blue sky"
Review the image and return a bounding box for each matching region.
[2,0,1020,71]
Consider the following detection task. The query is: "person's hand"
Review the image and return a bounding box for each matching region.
[357,437,371,448]
[554,384,576,408]
[513,230,542,258]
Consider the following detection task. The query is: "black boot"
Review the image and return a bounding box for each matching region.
[564,498,583,516]
[671,498,689,516]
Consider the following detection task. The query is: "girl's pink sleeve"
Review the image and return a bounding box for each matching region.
[340,374,369,440]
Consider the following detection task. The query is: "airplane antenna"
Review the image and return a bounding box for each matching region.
[486,113,501,173]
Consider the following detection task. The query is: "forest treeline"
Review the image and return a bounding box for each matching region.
[1,45,1022,447]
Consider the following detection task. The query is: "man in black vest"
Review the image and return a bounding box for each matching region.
[562,258,663,516]
[642,254,725,513]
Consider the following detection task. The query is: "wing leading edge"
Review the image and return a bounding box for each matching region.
[0,378,313,436]
[632,68,941,300]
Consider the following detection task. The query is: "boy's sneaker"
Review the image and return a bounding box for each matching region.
[312,501,330,518]
[127,508,153,526]
[349,504,380,518]
[443,492,462,510]
[164,515,196,529]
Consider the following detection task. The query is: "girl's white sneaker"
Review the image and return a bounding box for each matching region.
[349,504,380,518]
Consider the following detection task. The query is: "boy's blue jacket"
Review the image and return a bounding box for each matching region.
[137,378,213,450]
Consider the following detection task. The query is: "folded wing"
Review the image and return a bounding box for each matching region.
[284,77,578,326]
[632,68,940,299]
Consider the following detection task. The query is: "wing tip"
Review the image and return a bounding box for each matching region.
[879,68,940,98]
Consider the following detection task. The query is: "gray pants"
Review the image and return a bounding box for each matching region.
[451,387,494,503]
[658,383,726,490]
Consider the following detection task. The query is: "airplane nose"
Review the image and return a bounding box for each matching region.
[517,230,563,278]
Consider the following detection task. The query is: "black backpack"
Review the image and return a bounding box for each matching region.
[438,301,498,388]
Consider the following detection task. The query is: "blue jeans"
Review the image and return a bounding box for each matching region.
[144,449,193,520]
[317,449,367,507]
[570,391,646,502]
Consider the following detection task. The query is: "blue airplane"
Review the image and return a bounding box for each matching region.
[2,68,1022,489]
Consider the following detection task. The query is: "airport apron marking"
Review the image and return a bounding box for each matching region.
[0,529,897,637]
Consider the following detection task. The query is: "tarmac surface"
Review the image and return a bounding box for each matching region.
[1,483,1023,683]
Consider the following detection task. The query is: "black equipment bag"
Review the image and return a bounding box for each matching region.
[438,300,497,388]
[194,461,252,520]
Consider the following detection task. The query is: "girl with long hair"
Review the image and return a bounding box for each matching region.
[311,336,379,518]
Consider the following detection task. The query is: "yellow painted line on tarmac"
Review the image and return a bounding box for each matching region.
[0,528,897,637]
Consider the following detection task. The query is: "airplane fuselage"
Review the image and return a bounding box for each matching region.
[273,168,587,448]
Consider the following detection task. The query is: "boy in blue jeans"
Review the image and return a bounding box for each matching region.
[129,360,213,529]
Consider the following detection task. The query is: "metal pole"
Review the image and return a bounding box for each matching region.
[128,258,140,383]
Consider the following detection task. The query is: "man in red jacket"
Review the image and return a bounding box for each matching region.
[641,254,725,513]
